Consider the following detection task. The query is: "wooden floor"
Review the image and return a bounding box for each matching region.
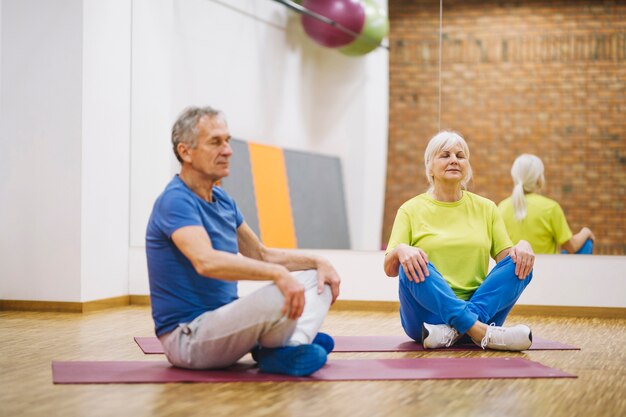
[1,306,625,417]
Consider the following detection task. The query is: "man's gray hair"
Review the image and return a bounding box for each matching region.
[171,106,226,163]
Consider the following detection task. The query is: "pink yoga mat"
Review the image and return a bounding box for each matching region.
[134,335,579,355]
[52,358,575,384]
[331,336,580,352]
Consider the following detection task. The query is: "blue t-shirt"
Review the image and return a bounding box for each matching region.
[146,175,244,336]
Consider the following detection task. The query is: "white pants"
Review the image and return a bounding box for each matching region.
[159,270,332,369]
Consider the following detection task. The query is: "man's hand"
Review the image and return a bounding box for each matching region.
[315,259,341,304]
[273,268,306,320]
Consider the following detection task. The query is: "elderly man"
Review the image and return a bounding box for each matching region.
[146,106,341,376]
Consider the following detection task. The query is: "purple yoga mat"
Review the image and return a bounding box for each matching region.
[133,335,579,355]
[135,337,163,354]
[331,336,580,352]
[52,358,575,384]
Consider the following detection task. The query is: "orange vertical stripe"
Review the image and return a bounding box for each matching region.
[248,143,297,248]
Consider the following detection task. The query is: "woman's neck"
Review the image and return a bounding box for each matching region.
[431,183,463,202]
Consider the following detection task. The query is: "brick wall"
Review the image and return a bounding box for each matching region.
[384,0,626,254]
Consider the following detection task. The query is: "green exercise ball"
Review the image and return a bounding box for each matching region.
[338,0,388,56]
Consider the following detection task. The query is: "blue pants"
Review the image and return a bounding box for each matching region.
[398,256,532,341]
[561,239,593,255]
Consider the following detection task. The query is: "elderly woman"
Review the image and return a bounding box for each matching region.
[384,131,535,351]
[498,154,595,254]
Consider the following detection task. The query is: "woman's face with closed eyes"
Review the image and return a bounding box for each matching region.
[429,144,470,186]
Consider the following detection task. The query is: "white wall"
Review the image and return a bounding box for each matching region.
[80,0,131,300]
[516,255,625,307]
[0,2,2,125]
[240,252,626,309]
[0,0,131,302]
[0,0,83,301]
[128,0,389,294]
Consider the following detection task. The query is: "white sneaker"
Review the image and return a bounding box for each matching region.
[475,324,532,351]
[422,323,462,349]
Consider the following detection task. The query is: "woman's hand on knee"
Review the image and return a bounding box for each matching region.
[510,240,535,280]
[396,244,430,283]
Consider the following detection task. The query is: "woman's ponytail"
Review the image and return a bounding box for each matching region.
[510,154,545,222]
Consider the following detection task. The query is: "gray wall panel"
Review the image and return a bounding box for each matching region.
[285,150,351,249]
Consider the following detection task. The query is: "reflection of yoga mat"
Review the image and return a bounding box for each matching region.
[52,358,575,384]
[133,336,579,355]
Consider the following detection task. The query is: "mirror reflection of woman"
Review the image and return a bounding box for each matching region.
[384,131,535,351]
[498,154,595,255]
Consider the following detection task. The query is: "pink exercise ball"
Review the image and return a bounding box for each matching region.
[301,0,366,48]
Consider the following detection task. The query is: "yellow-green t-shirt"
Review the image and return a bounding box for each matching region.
[387,191,512,300]
[498,193,572,254]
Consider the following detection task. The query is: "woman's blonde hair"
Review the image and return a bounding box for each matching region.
[424,131,473,193]
[510,154,545,221]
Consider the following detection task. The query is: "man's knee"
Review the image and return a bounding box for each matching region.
[320,282,332,300]
[295,269,332,302]
[253,283,288,318]
[295,269,318,289]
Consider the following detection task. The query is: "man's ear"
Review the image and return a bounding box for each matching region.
[177,142,192,163]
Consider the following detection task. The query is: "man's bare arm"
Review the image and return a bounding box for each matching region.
[237,222,340,303]
[171,225,305,319]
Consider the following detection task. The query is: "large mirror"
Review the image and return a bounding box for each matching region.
[383,0,625,255]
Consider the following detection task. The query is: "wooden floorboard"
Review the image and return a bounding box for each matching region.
[1,306,624,417]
